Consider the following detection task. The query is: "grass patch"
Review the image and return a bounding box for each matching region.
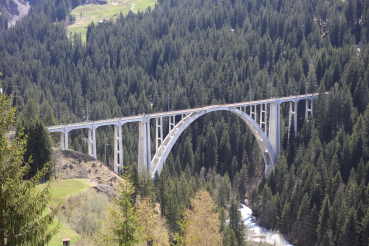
[47,220,80,246]
[37,179,90,245]
[68,0,156,42]
[133,0,156,12]
[37,179,90,203]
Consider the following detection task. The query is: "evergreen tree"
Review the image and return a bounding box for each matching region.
[317,195,331,245]
[44,105,56,126]
[228,197,245,246]
[16,118,53,179]
[287,115,296,167]
[19,97,38,121]
[0,78,60,245]
[103,169,143,246]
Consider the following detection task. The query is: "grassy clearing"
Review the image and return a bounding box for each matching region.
[132,0,156,12]
[48,220,80,246]
[37,179,91,245]
[68,0,156,42]
[37,179,91,202]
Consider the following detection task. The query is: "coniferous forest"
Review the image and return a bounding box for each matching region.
[1,0,369,244]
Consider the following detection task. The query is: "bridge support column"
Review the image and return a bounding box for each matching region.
[60,132,65,149]
[93,128,97,158]
[87,129,93,156]
[294,101,297,135]
[146,117,151,174]
[169,116,175,136]
[250,105,256,120]
[305,99,314,120]
[138,116,151,173]
[119,124,123,173]
[288,101,297,140]
[157,117,163,157]
[311,99,314,117]
[268,100,280,155]
[260,104,267,136]
[161,118,163,157]
[114,125,119,173]
[64,127,69,150]
[305,100,310,121]
[155,117,164,157]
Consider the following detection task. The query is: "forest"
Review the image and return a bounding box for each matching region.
[1,0,369,244]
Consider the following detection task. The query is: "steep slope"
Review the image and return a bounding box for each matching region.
[1,0,30,27]
[53,149,124,193]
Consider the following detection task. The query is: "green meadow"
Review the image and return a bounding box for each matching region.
[37,179,90,245]
[68,0,156,42]
[37,179,90,202]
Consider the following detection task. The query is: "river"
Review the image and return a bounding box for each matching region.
[240,204,293,246]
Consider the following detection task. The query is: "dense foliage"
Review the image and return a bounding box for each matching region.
[0,75,59,246]
[16,98,52,179]
[1,0,369,244]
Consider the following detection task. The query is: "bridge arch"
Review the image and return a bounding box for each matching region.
[150,107,277,178]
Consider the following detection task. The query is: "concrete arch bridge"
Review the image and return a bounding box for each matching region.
[48,94,321,178]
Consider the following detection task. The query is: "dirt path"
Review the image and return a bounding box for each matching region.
[129,3,136,13]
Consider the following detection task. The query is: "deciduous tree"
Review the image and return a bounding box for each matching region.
[184,190,223,246]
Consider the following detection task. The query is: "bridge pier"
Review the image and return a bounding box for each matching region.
[87,129,93,156]
[60,132,65,149]
[64,127,69,150]
[93,128,97,158]
[138,115,151,173]
[305,99,314,120]
[250,105,256,121]
[119,124,123,173]
[260,104,267,136]
[288,100,297,140]
[268,100,280,155]
[114,125,119,173]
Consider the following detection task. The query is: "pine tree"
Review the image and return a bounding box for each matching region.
[317,195,331,245]
[228,197,246,246]
[230,156,238,181]
[238,163,248,199]
[43,105,56,127]
[103,169,143,246]
[339,206,358,246]
[223,226,238,246]
[18,97,38,121]
[281,202,291,235]
[0,77,60,246]
[360,207,369,246]
[16,118,53,179]
[287,114,296,167]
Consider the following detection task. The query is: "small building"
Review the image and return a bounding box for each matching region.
[98,0,108,4]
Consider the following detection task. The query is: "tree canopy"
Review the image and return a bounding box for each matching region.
[0,75,59,246]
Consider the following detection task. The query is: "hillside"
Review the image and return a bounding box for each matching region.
[53,149,124,193]
[43,150,125,245]
[67,0,156,42]
[0,0,30,29]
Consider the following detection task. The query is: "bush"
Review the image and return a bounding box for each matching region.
[59,189,110,236]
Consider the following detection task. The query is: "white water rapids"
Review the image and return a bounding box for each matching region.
[240,204,293,246]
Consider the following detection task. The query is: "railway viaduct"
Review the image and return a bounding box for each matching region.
[48,93,321,177]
